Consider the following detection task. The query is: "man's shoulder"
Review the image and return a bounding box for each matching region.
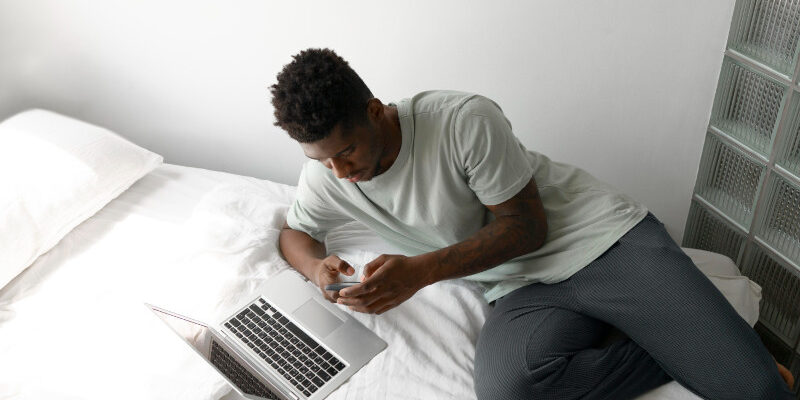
[408,91,504,122]
[408,90,479,114]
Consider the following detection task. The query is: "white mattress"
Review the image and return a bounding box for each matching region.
[0,164,761,400]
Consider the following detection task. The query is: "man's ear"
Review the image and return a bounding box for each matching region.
[366,98,383,121]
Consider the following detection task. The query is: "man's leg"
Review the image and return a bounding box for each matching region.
[570,212,794,399]
[474,282,671,400]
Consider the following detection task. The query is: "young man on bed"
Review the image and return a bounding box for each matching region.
[271,48,794,400]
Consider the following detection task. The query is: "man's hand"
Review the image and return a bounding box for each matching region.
[313,255,356,303]
[336,254,429,315]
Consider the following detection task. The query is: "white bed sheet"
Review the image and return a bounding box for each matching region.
[0,164,761,400]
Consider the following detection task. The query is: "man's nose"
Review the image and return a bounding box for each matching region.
[328,158,349,179]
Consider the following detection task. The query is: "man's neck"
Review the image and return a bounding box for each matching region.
[376,105,403,175]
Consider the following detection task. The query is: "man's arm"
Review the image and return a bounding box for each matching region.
[337,177,547,314]
[279,222,356,302]
[419,177,547,284]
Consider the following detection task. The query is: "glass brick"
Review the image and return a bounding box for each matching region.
[776,92,800,176]
[682,200,747,263]
[741,243,800,344]
[727,0,800,76]
[694,132,767,227]
[754,173,800,265]
[710,57,789,156]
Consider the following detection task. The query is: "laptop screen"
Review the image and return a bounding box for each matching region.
[149,305,281,399]
[149,306,212,358]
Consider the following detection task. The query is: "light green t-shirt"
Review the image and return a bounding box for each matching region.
[286,90,648,302]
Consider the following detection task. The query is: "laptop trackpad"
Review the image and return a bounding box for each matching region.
[292,299,344,338]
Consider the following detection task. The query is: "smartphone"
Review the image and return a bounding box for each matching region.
[324,282,360,291]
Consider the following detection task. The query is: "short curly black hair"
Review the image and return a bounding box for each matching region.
[270,48,373,143]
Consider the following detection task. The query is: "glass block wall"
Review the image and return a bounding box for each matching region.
[682,0,800,395]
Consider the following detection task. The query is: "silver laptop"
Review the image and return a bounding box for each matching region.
[147,269,387,400]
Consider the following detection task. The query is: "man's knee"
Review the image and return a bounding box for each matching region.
[475,353,581,400]
[730,370,793,400]
[474,324,535,400]
[473,352,533,400]
[474,332,571,400]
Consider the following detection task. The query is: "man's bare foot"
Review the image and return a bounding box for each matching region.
[776,361,795,389]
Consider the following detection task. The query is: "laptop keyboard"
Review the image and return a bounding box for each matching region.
[210,340,280,399]
[224,298,347,398]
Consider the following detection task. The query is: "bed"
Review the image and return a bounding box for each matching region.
[0,110,763,400]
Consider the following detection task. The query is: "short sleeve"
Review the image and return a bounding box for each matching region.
[455,96,534,205]
[285,163,352,242]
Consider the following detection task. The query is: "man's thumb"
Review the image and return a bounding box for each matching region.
[335,257,355,276]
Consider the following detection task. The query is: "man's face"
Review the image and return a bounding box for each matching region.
[300,120,385,183]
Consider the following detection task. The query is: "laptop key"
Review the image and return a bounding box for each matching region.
[250,305,265,315]
[285,323,317,349]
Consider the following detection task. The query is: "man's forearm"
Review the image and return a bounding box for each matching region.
[279,224,326,283]
[416,215,547,286]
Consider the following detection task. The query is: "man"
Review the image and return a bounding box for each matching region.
[271,48,794,399]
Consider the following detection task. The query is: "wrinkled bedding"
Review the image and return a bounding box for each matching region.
[0,164,761,400]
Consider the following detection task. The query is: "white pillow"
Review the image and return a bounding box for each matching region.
[0,109,163,288]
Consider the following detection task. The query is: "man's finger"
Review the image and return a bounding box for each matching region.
[340,291,390,312]
[338,280,374,297]
[326,255,354,276]
[336,259,355,276]
[363,255,387,279]
[367,296,398,314]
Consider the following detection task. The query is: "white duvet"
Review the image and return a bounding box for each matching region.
[0,164,761,400]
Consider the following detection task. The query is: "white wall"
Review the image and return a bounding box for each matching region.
[0,0,735,242]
